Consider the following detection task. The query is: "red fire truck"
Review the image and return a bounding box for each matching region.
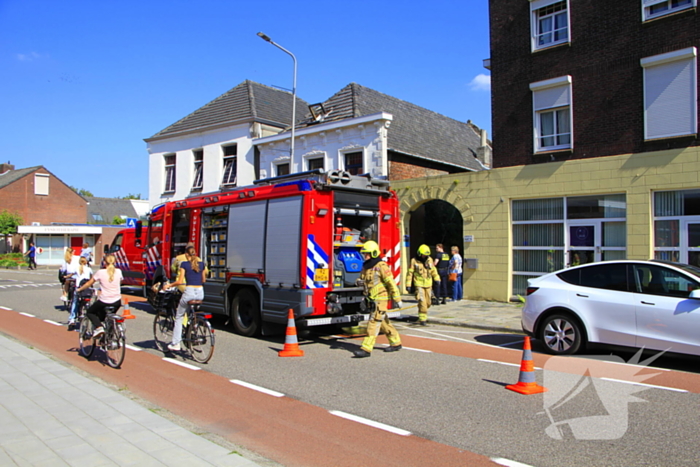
[140,170,402,336]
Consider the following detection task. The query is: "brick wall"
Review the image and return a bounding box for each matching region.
[388,151,457,181]
[489,0,700,168]
[0,168,87,224]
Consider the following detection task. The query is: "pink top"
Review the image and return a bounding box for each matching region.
[93,268,123,304]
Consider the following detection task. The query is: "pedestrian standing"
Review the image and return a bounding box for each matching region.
[449,246,463,302]
[24,241,37,270]
[353,241,403,358]
[433,243,450,305]
[406,244,440,326]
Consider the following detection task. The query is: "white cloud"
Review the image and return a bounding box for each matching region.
[468,74,491,92]
[17,52,43,62]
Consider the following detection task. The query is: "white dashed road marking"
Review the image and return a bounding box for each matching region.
[230,380,285,397]
[330,410,411,436]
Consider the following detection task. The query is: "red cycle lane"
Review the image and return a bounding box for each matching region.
[0,308,499,467]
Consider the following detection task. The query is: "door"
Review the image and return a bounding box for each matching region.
[568,224,596,267]
[71,237,83,256]
[685,221,700,267]
[633,263,700,356]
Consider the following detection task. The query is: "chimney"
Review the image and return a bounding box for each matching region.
[476,129,492,169]
[0,162,14,174]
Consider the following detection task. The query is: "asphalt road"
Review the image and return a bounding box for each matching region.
[1,269,699,467]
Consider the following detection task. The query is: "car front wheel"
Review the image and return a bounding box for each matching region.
[539,313,584,355]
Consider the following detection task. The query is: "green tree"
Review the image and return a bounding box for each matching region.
[69,186,94,197]
[0,210,23,251]
[122,193,142,200]
[112,216,125,225]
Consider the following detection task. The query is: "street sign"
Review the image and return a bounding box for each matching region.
[126,218,137,228]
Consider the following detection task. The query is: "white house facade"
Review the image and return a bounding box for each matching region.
[256,112,393,179]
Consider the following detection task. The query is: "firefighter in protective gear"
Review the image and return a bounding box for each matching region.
[406,244,440,325]
[353,240,403,358]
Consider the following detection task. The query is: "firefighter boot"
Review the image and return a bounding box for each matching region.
[384,345,402,352]
[353,349,371,358]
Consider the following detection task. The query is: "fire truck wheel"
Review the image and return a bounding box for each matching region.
[231,288,261,337]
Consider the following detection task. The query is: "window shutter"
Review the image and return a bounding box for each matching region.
[533,85,570,111]
[643,53,697,139]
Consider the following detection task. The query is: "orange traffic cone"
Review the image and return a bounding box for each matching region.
[506,336,547,395]
[279,309,304,357]
[121,298,136,320]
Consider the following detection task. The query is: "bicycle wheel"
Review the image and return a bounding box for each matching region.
[153,311,173,352]
[78,317,95,358]
[105,322,126,369]
[187,317,214,363]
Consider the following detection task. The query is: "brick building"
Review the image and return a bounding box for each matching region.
[0,163,124,265]
[0,164,87,226]
[489,0,699,167]
[390,0,700,301]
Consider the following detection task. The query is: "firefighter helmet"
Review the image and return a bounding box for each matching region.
[361,240,380,258]
[418,244,431,256]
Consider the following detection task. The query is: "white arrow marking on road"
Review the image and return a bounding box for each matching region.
[330,410,411,436]
[230,380,285,397]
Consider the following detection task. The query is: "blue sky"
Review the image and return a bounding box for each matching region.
[1,0,491,199]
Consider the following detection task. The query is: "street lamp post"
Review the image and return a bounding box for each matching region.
[257,32,297,173]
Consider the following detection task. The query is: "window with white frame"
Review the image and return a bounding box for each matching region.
[530,76,572,152]
[344,151,363,175]
[221,145,237,187]
[192,149,203,191]
[641,47,697,140]
[34,173,49,195]
[164,154,176,193]
[642,0,694,21]
[307,157,324,171]
[276,162,290,176]
[511,194,627,296]
[653,189,700,266]
[531,0,569,51]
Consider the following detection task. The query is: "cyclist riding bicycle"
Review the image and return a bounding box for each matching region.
[164,244,206,352]
[76,254,123,339]
[68,256,93,328]
[59,247,78,302]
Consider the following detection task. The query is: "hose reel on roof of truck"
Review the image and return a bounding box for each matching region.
[328,170,352,185]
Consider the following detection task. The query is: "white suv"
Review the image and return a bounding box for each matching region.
[522,260,700,356]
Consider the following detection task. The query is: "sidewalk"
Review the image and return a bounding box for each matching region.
[0,334,262,467]
[399,294,524,334]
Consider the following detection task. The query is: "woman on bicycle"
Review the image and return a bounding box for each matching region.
[165,245,206,352]
[59,247,77,302]
[76,254,123,339]
[68,256,93,328]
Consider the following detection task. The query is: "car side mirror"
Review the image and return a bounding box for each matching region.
[689,289,700,299]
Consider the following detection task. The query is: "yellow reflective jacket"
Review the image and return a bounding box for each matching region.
[359,260,400,303]
[407,257,440,288]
